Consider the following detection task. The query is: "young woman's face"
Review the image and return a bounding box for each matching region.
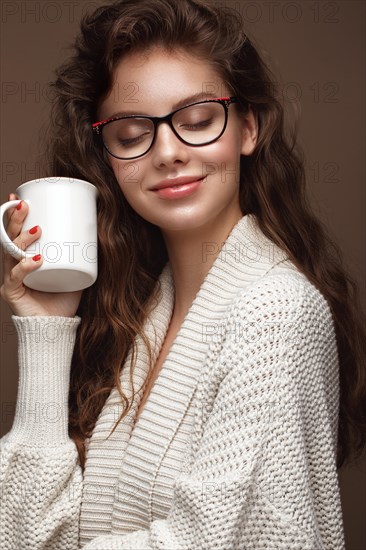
[97,47,257,232]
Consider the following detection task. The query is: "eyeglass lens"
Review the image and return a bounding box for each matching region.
[102,102,226,159]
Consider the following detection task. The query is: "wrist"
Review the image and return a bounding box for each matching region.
[8,315,81,446]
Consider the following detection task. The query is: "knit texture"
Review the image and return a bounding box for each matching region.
[0,214,345,549]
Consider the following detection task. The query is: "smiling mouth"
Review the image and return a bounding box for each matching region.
[150,176,206,191]
[151,177,206,199]
[167,179,201,189]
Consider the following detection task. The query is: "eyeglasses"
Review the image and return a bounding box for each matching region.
[92,96,239,160]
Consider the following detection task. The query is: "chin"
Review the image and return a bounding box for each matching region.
[153,213,216,233]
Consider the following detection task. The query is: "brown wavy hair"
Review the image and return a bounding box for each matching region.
[40,0,366,470]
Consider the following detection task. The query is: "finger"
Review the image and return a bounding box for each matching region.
[1,254,43,300]
[13,224,41,250]
[2,224,42,280]
[5,193,21,223]
[5,197,29,241]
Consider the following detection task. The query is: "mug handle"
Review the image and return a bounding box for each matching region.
[0,200,34,261]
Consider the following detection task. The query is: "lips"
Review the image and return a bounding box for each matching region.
[150,175,205,191]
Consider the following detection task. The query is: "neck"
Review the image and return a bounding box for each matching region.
[161,206,244,321]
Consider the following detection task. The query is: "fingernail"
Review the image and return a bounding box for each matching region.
[16,201,23,210]
[32,254,42,262]
[29,225,39,235]
[8,194,12,201]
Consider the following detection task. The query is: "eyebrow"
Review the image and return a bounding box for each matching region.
[105,91,221,119]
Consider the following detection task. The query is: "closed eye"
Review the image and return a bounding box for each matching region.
[180,119,213,130]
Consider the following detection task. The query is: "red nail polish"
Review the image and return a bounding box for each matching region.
[16,201,23,210]
[32,254,42,262]
[29,226,39,235]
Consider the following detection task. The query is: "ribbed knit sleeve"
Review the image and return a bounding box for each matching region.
[0,315,83,550]
[83,273,345,549]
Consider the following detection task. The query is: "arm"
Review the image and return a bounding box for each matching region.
[0,315,83,550]
[83,274,345,549]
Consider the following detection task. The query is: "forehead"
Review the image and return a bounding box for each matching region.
[99,47,230,118]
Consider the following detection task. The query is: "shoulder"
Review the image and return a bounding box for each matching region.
[231,260,334,334]
[221,261,339,382]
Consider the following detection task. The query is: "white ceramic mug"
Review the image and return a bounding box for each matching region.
[0,177,98,292]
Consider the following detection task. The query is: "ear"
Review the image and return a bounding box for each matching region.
[240,106,258,156]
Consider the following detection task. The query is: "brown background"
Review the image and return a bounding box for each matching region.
[1,0,365,548]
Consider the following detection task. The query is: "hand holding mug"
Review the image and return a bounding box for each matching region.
[0,177,99,318]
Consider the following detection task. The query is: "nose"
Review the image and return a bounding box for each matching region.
[150,121,190,168]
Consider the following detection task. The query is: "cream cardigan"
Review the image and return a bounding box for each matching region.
[0,214,345,549]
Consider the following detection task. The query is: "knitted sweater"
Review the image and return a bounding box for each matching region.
[0,214,345,549]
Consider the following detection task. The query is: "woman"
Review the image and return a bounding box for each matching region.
[1,0,365,548]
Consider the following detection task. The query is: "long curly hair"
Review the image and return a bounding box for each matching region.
[40,0,366,470]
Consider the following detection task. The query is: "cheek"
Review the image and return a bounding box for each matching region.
[197,131,242,178]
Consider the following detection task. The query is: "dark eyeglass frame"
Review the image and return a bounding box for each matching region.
[92,96,240,160]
